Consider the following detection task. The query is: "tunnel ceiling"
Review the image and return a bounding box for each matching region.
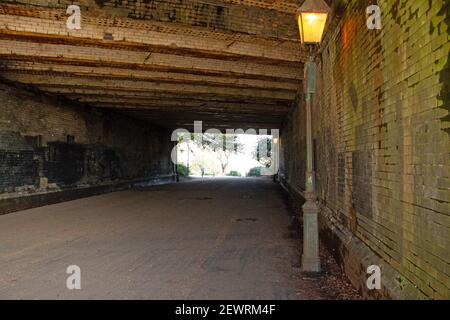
[0,0,306,131]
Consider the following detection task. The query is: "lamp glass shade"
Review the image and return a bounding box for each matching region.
[297,12,328,44]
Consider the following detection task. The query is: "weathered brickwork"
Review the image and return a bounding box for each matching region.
[0,81,174,203]
[279,97,307,195]
[0,5,304,63]
[0,1,302,131]
[281,0,449,299]
[0,0,299,40]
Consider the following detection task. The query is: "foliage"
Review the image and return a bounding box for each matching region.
[253,137,272,168]
[227,170,241,177]
[176,164,190,177]
[193,133,244,175]
[247,166,263,177]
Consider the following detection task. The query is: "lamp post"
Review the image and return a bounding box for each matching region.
[272,137,279,179]
[296,0,331,273]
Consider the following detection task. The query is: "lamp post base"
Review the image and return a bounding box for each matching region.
[301,199,321,273]
[301,255,321,273]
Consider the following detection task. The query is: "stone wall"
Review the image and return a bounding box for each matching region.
[280,0,449,299]
[0,80,175,213]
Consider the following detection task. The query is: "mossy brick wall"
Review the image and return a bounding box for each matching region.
[281,0,449,299]
[0,81,174,195]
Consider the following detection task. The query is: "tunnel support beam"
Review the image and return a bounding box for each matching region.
[301,56,321,272]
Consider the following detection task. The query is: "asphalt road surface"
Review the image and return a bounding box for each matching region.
[0,177,328,299]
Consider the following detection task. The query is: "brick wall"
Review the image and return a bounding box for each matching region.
[0,80,174,203]
[280,0,449,299]
[0,0,298,40]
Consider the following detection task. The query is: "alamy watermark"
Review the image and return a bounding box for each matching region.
[65,5,382,31]
[171,121,279,175]
[367,5,382,30]
[367,265,382,290]
[66,5,81,30]
[66,265,81,290]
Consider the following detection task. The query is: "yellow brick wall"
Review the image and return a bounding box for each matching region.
[281,0,449,299]
[0,0,299,40]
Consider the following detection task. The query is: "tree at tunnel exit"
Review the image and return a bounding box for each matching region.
[194,134,244,176]
[253,137,272,168]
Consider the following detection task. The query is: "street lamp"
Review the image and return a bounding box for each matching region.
[297,0,330,45]
[296,0,330,273]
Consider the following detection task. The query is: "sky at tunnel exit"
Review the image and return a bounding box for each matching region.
[178,134,272,176]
